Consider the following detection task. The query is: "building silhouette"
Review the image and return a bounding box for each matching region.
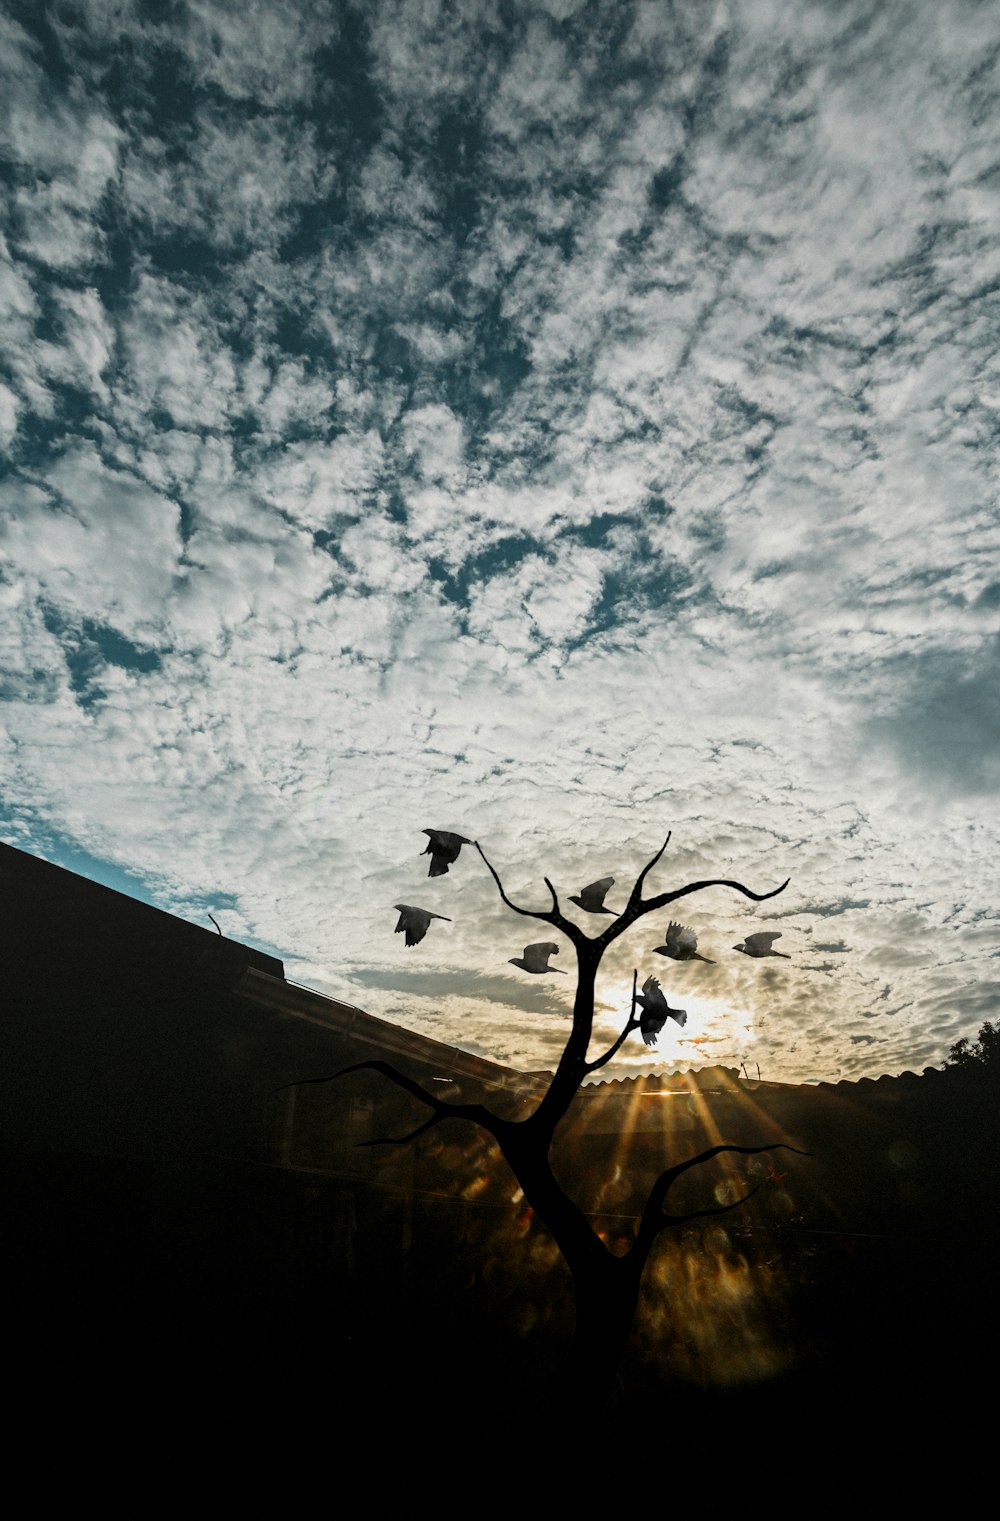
[3,839,996,1446]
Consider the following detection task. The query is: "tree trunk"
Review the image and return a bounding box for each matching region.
[559,1253,642,1411]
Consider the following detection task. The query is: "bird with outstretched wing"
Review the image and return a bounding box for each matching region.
[421,829,472,877]
[634,975,687,1046]
[569,877,616,914]
[733,932,789,959]
[394,904,452,947]
[654,921,715,963]
[509,942,567,974]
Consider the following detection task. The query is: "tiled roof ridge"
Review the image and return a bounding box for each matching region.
[584,1063,951,1095]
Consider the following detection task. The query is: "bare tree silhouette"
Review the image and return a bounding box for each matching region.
[290,833,806,1408]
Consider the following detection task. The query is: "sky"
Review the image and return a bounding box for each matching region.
[1,0,998,1086]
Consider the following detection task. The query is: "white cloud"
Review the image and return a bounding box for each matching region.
[256,432,386,529]
[34,286,115,400]
[4,70,121,267]
[2,0,999,1087]
[181,0,334,106]
[0,382,21,449]
[116,274,238,431]
[1,444,181,642]
[402,403,466,483]
[123,111,330,250]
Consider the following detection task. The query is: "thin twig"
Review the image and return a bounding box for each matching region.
[642,875,790,915]
[475,841,582,946]
[601,868,790,950]
[357,1114,442,1147]
[585,970,640,1073]
[276,1059,504,1145]
[632,1141,811,1260]
[628,832,672,909]
[660,1186,760,1227]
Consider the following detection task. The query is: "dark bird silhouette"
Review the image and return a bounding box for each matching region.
[654,920,715,963]
[422,829,472,876]
[733,931,789,959]
[635,975,687,1046]
[569,876,616,914]
[509,942,567,974]
[394,904,452,947]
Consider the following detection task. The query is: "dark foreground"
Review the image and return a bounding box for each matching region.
[5,1142,994,1493]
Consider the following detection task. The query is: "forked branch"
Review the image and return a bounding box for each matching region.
[626,832,672,911]
[601,835,789,948]
[633,1141,811,1260]
[476,841,583,948]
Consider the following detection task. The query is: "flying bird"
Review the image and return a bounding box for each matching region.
[509,942,566,974]
[733,932,790,959]
[634,976,687,1047]
[422,829,472,877]
[569,876,616,914]
[654,921,715,963]
[393,904,452,947]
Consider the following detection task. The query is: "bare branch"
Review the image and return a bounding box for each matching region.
[642,875,790,916]
[585,1021,639,1073]
[476,841,582,946]
[277,1059,437,1107]
[659,1186,760,1227]
[476,841,553,922]
[277,1058,504,1144]
[600,869,790,950]
[357,1114,442,1147]
[632,1141,810,1260]
[585,970,639,1073]
[655,1139,810,1195]
[627,832,671,909]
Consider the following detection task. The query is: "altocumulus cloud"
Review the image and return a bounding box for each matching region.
[1,0,998,1084]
